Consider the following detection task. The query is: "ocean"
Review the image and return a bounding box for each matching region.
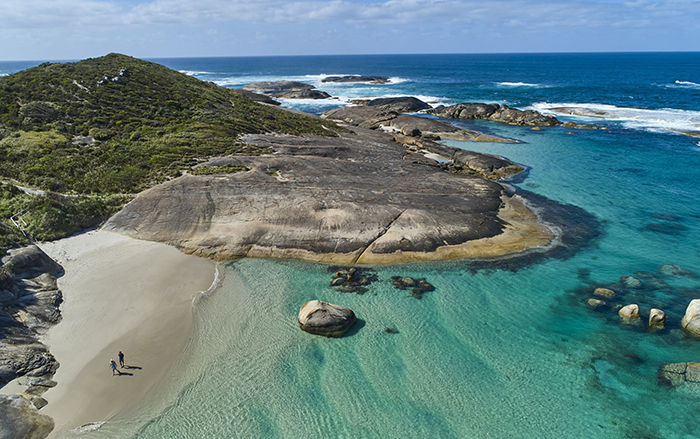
[4,53,700,438]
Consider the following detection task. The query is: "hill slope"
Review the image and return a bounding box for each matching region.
[0,53,341,243]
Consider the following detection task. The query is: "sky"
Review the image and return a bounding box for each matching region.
[0,0,699,61]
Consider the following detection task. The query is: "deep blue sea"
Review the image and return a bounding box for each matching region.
[4,53,700,438]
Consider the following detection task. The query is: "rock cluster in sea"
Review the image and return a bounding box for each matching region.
[390,276,435,299]
[329,267,378,294]
[575,263,700,388]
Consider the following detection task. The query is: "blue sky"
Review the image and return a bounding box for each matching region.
[0,0,699,61]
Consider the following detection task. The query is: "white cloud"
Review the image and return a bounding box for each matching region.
[0,0,698,59]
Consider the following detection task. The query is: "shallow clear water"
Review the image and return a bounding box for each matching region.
[6,53,700,438]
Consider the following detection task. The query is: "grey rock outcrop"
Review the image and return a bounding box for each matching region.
[322,76,390,84]
[104,125,553,264]
[242,81,331,99]
[0,245,62,391]
[0,394,54,439]
[298,300,356,337]
[366,97,431,113]
[322,107,519,145]
[429,103,561,127]
[681,299,700,338]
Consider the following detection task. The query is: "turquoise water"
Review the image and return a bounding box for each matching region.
[7,53,699,438]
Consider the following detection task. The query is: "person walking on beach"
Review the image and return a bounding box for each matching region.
[118,351,125,368]
[110,359,118,376]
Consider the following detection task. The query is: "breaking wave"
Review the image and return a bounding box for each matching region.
[531,102,700,136]
[497,82,542,87]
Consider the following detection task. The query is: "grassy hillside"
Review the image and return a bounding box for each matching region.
[0,53,341,246]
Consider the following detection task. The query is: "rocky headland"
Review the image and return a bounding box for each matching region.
[103,124,554,264]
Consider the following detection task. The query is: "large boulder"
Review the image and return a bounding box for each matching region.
[618,304,640,321]
[681,299,700,338]
[649,308,666,329]
[298,300,356,337]
[1,246,61,278]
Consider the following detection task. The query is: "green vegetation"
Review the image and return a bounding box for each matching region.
[0,183,130,245]
[190,164,249,175]
[0,53,344,246]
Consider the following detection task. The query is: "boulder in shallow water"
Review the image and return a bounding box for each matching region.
[658,362,700,387]
[586,298,606,309]
[593,288,616,299]
[681,299,700,338]
[298,300,356,337]
[658,264,698,279]
[620,276,642,289]
[619,304,640,321]
[649,308,666,329]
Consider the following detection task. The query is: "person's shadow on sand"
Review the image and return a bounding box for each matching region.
[122,365,142,370]
[114,370,134,376]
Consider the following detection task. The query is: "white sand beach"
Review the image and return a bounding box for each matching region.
[34,230,217,438]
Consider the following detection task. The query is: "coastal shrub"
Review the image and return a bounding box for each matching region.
[191,164,249,175]
[0,183,131,242]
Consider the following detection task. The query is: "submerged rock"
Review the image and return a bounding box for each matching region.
[620,276,642,289]
[658,362,700,387]
[593,288,616,299]
[586,298,607,309]
[658,264,698,279]
[681,299,700,338]
[329,267,378,294]
[298,300,356,337]
[391,276,435,299]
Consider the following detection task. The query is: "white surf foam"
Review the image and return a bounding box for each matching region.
[675,80,700,88]
[179,70,212,76]
[531,102,700,136]
[497,82,542,87]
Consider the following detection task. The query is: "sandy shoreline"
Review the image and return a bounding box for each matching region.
[32,230,217,438]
